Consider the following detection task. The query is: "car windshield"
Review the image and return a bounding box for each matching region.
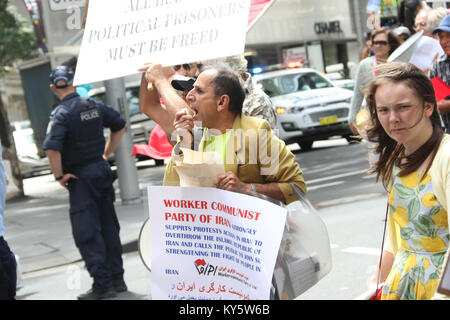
[257,72,333,97]
[343,82,355,91]
[90,86,140,116]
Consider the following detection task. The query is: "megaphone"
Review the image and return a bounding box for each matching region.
[387,30,423,63]
[138,218,152,271]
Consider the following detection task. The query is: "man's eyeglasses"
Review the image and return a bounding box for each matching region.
[373,40,388,46]
[174,64,192,71]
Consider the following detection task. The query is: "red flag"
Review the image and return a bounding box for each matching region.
[431,77,450,102]
[248,0,276,31]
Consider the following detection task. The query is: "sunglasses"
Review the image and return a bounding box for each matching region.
[174,64,192,71]
[373,40,388,46]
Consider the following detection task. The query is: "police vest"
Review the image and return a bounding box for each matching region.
[60,97,106,170]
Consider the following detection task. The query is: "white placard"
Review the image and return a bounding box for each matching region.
[148,186,287,300]
[74,0,251,85]
[409,36,444,72]
[48,0,85,11]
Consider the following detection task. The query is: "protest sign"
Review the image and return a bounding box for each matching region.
[409,35,444,72]
[74,0,251,85]
[247,0,275,31]
[148,186,287,300]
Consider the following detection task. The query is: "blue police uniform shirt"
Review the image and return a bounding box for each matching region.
[0,144,6,237]
[43,92,125,170]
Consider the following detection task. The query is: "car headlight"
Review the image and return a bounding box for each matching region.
[276,107,286,114]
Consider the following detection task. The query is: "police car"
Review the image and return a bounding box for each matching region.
[11,121,51,178]
[252,66,354,150]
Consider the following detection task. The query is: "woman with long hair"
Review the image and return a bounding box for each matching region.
[349,27,401,134]
[365,62,449,300]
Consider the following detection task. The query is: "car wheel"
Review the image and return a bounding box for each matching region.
[298,140,313,151]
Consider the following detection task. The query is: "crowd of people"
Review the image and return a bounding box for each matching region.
[1,1,449,301]
[351,1,450,134]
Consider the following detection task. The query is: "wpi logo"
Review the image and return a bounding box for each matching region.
[194,259,218,276]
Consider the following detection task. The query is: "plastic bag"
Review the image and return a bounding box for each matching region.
[271,184,332,299]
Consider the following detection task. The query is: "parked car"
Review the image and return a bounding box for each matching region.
[331,79,355,91]
[253,67,354,150]
[88,81,157,161]
[11,121,51,178]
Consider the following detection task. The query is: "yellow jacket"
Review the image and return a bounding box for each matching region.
[163,114,306,204]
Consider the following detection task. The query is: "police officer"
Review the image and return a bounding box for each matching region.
[43,66,127,300]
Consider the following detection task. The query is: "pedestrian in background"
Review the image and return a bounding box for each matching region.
[414,6,432,36]
[429,14,450,133]
[43,66,127,300]
[0,143,16,300]
[398,0,428,34]
[349,27,401,134]
[394,25,411,42]
[365,62,449,300]
[360,39,374,61]
[173,62,201,78]
[427,7,448,41]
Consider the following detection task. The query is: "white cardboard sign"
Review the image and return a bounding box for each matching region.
[74,0,251,85]
[148,186,287,300]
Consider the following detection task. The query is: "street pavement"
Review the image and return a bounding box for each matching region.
[4,141,388,300]
[5,160,161,300]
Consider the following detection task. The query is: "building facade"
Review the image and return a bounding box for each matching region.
[245,0,372,77]
[3,0,372,126]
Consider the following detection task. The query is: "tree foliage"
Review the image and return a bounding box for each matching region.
[0,0,37,195]
[0,0,37,74]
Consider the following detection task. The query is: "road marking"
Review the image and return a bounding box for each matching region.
[307,170,367,185]
[362,174,377,180]
[307,181,345,191]
[341,247,380,256]
[313,192,385,209]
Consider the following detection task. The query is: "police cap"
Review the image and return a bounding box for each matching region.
[49,66,74,89]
